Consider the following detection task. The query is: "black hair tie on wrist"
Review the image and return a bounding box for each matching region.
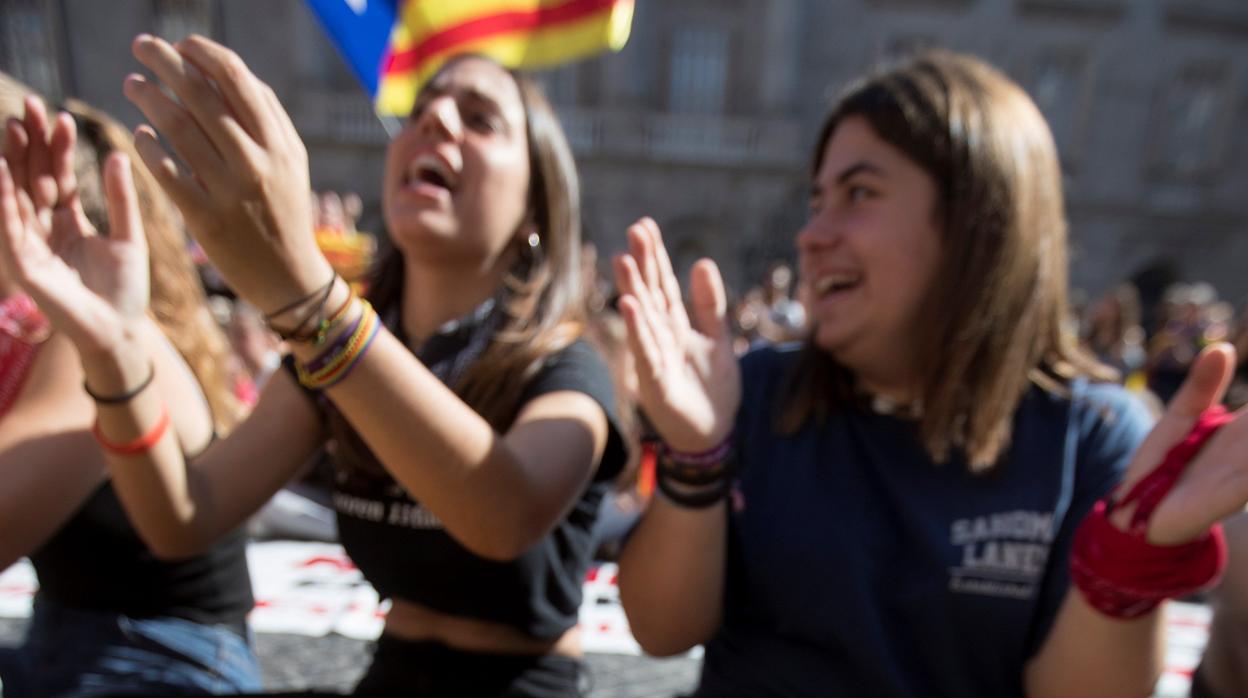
[84,363,156,404]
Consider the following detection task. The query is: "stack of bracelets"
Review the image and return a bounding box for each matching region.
[263,274,381,391]
[655,434,735,509]
[1070,406,1231,619]
[86,363,172,457]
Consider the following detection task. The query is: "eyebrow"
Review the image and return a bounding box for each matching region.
[835,161,886,184]
[810,160,887,198]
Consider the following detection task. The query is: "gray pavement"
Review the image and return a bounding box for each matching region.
[0,618,699,697]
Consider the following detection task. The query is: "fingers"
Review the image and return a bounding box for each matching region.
[627,222,662,306]
[49,111,79,208]
[641,218,688,317]
[123,72,230,191]
[174,35,280,148]
[0,158,41,281]
[614,254,666,388]
[21,96,58,211]
[102,153,147,251]
[131,124,209,218]
[689,259,729,341]
[4,118,29,193]
[130,34,259,168]
[0,158,22,255]
[1167,343,1234,419]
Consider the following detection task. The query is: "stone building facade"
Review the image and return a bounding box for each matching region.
[3,0,1247,302]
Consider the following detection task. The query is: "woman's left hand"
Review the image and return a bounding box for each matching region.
[1118,343,1248,544]
[123,33,333,317]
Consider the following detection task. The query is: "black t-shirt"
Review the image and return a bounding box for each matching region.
[29,482,253,627]
[693,345,1151,697]
[286,333,627,640]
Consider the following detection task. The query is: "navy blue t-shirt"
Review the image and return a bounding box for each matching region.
[694,345,1152,698]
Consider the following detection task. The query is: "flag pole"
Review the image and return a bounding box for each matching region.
[376,114,401,139]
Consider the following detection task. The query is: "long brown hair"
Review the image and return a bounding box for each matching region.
[781,50,1113,471]
[64,99,247,435]
[367,56,584,431]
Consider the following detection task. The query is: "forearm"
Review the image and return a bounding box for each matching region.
[312,327,567,558]
[1025,590,1163,698]
[80,333,209,556]
[617,496,726,656]
[1196,512,1248,695]
[136,315,213,454]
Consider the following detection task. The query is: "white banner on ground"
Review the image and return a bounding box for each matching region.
[0,542,1201,693]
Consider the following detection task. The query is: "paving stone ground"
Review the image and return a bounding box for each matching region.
[0,618,700,697]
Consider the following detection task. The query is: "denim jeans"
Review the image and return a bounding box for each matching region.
[0,598,261,696]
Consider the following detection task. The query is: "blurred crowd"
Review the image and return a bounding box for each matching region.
[1078,281,1248,412]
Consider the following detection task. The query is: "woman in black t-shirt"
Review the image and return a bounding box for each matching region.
[0,78,259,694]
[0,35,625,697]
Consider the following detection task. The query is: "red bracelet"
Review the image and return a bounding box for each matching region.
[92,407,172,456]
[1070,406,1232,619]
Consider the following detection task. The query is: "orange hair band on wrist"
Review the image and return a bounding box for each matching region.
[92,407,172,456]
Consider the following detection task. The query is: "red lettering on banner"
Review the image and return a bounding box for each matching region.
[299,556,357,571]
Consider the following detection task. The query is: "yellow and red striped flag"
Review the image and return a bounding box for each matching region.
[375,0,634,116]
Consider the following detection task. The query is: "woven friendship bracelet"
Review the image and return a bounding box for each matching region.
[314,313,381,390]
[660,433,734,467]
[301,304,366,376]
[296,300,380,390]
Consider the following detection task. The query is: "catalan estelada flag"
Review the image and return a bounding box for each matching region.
[305,0,634,117]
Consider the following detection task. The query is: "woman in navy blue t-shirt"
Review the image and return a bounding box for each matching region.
[613,51,1248,697]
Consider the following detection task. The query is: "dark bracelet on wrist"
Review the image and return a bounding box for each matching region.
[264,274,335,322]
[84,362,156,404]
[270,275,337,341]
[655,472,732,509]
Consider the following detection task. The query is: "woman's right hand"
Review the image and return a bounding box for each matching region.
[122,34,331,319]
[0,98,149,357]
[613,218,740,452]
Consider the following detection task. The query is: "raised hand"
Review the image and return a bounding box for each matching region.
[612,218,740,453]
[1120,344,1248,544]
[123,34,331,317]
[0,99,149,355]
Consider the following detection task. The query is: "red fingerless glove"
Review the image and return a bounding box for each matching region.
[1070,406,1232,619]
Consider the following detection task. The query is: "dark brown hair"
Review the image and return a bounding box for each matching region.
[781,50,1113,471]
[367,56,584,431]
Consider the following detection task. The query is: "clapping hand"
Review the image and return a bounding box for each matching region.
[123,34,332,316]
[0,96,149,356]
[613,218,741,453]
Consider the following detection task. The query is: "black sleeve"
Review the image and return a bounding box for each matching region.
[519,339,630,483]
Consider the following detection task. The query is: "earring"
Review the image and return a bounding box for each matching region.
[526,231,541,250]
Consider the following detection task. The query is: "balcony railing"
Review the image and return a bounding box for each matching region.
[292,90,391,146]
[290,90,806,168]
[559,108,806,167]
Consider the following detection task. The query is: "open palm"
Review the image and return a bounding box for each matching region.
[0,100,149,355]
[613,218,741,453]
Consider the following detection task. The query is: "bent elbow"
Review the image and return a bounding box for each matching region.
[627,617,701,657]
[139,529,214,561]
[458,522,547,563]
